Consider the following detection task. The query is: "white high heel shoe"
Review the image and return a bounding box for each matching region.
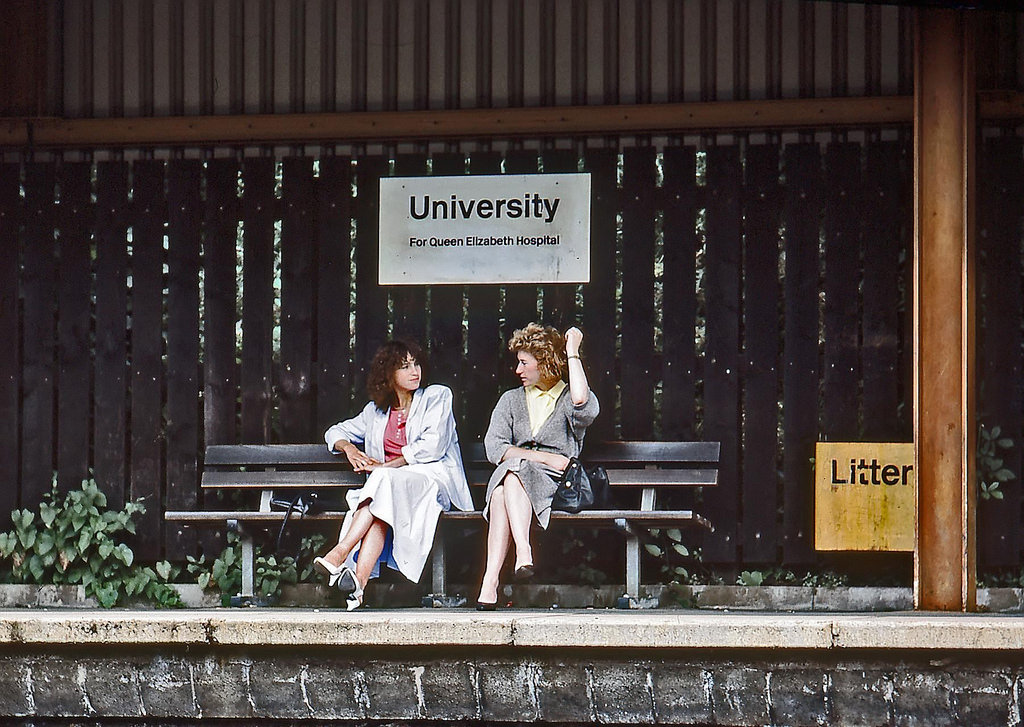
[313,556,347,587]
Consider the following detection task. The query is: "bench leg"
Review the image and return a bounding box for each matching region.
[431,530,447,597]
[625,535,640,602]
[240,534,255,598]
[622,486,656,607]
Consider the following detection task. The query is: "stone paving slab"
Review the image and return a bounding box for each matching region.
[1,609,1023,652]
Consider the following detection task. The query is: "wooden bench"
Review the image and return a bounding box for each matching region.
[165,441,719,606]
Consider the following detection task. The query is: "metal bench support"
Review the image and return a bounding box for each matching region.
[431,528,447,596]
[623,485,656,607]
[238,489,275,599]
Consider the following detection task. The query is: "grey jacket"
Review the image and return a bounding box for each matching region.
[483,386,599,528]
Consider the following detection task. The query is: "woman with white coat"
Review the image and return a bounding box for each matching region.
[316,339,473,610]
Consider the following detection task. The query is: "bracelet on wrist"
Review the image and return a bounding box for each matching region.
[567,354,581,360]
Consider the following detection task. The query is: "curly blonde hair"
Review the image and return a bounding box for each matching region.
[508,323,566,383]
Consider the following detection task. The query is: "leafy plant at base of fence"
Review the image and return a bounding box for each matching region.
[0,479,182,608]
[187,532,327,600]
[547,531,608,587]
[644,528,703,585]
[736,568,849,588]
[978,424,1015,501]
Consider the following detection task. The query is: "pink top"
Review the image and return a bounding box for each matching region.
[382,408,408,461]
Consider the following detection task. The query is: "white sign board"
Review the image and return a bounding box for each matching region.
[378,173,591,285]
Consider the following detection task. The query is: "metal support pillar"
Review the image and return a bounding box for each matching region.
[913,8,977,611]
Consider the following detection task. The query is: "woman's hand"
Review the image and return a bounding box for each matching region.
[336,440,380,472]
[563,326,591,406]
[363,455,407,471]
[565,326,583,356]
[502,446,570,473]
[545,453,571,472]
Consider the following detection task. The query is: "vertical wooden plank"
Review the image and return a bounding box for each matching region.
[56,163,93,492]
[21,163,56,508]
[861,140,903,440]
[977,135,1023,568]
[429,152,468,405]
[194,157,238,555]
[540,148,578,329]
[741,145,782,563]
[463,152,504,442]
[502,151,540,338]
[619,146,656,440]
[130,160,166,559]
[94,162,129,509]
[661,146,698,442]
[581,147,618,442]
[822,142,862,441]
[701,145,742,564]
[165,159,201,557]
[391,154,429,342]
[203,158,240,447]
[781,143,822,565]
[240,157,276,444]
[316,155,354,433]
[0,164,21,515]
[898,138,915,441]
[279,157,316,442]
[353,155,390,393]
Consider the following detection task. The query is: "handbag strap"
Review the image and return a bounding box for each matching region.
[275,492,306,556]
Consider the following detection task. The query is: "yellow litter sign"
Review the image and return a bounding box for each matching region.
[814,442,915,552]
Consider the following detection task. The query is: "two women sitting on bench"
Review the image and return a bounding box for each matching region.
[315,323,597,611]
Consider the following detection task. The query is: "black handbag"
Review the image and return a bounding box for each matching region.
[552,458,609,513]
[270,490,327,518]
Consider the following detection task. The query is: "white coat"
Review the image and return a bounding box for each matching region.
[323,384,473,582]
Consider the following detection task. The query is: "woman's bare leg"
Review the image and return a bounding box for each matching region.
[321,502,375,566]
[477,485,511,604]
[501,474,534,570]
[352,517,389,588]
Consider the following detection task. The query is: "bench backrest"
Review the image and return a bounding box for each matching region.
[202,441,720,490]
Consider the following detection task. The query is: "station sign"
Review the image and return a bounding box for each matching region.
[814,442,915,552]
[378,173,591,285]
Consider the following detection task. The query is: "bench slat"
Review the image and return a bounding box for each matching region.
[602,468,718,486]
[165,510,348,522]
[578,440,721,464]
[165,509,711,529]
[204,441,721,468]
[202,470,365,487]
[200,467,718,489]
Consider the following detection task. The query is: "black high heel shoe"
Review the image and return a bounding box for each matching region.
[513,564,535,582]
[475,600,497,611]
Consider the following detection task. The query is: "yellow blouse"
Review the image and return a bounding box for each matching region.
[524,380,566,436]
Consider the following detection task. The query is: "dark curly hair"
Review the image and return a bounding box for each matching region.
[367,339,428,411]
[508,323,566,383]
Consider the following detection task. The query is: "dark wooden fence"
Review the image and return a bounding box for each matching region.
[0,135,1021,571]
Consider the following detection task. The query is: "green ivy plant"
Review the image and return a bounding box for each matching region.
[736,568,848,588]
[0,479,182,608]
[187,532,326,601]
[644,528,700,584]
[979,424,1015,501]
[549,532,608,586]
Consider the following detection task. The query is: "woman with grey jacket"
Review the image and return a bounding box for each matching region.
[475,323,599,609]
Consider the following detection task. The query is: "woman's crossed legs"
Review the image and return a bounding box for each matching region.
[477,472,534,605]
[320,501,388,591]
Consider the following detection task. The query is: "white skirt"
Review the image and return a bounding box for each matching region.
[338,464,447,583]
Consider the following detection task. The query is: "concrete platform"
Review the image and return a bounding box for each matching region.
[2,609,1023,725]
[0,607,1022,651]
